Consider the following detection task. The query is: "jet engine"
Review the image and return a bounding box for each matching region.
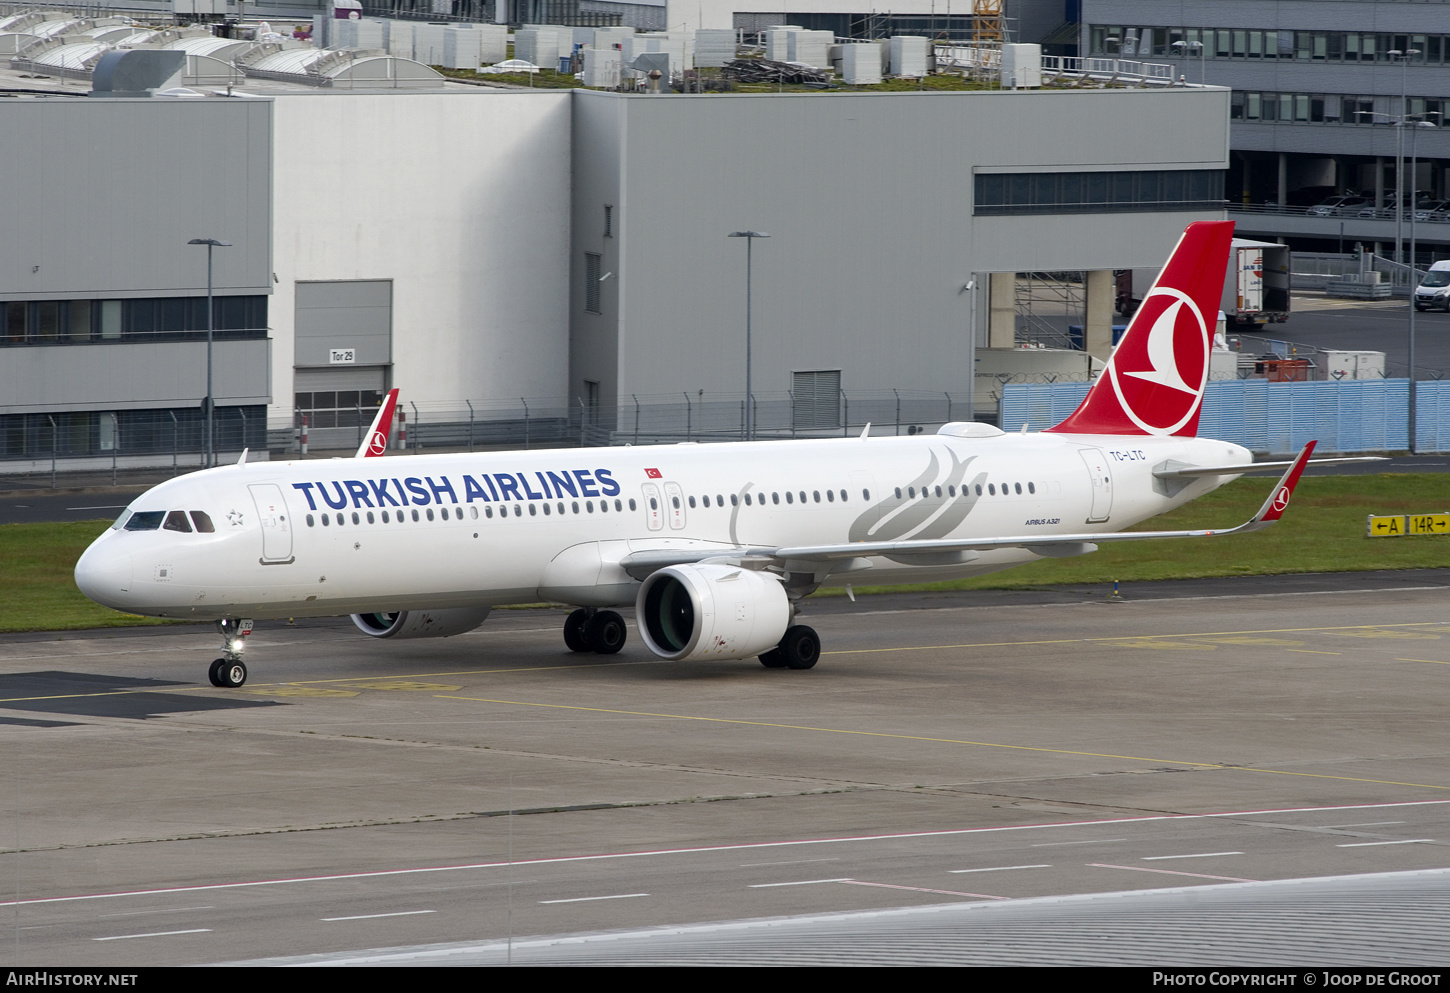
[351,607,492,639]
[635,563,790,661]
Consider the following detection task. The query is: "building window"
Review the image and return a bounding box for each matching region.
[792,370,842,429]
[585,252,603,314]
[974,170,1225,216]
[604,204,614,237]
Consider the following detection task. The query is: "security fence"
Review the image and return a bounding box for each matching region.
[1003,378,1450,454]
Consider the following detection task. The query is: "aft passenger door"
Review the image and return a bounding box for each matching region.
[248,483,295,563]
[1077,449,1113,523]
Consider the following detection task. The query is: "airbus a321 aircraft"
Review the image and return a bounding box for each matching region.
[77,220,1330,688]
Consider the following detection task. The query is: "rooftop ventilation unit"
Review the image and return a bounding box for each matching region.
[89,49,185,97]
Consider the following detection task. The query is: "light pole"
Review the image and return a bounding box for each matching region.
[1171,39,1204,84]
[728,230,769,440]
[1405,118,1435,453]
[188,237,232,468]
[1387,49,1419,265]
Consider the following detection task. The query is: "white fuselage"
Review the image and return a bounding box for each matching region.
[74,431,1250,621]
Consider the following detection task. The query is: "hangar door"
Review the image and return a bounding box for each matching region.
[293,281,392,441]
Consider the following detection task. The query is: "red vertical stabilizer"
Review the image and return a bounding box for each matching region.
[1046,220,1235,437]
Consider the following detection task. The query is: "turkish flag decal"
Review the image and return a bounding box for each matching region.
[645,468,663,479]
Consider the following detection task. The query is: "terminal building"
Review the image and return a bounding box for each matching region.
[0,17,1229,465]
[1078,0,1450,256]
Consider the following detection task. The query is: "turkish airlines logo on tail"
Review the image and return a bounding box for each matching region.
[1108,287,1210,436]
[365,429,389,457]
[1272,485,1291,512]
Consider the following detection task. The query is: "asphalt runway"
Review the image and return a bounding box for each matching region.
[2,575,1449,965]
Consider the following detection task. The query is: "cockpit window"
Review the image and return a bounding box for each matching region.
[163,511,193,533]
[190,511,215,533]
[111,510,132,530]
[124,511,165,531]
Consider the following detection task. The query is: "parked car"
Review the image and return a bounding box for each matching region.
[1307,195,1370,216]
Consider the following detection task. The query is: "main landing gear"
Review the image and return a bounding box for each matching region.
[208,618,253,688]
[563,608,628,655]
[759,625,821,670]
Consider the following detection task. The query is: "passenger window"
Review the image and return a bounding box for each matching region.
[785,492,794,504]
[543,503,551,515]
[586,501,593,513]
[529,505,537,516]
[367,511,375,524]
[163,511,192,533]
[572,501,580,514]
[485,507,494,518]
[1014,483,1022,495]
[352,512,361,525]
[412,509,420,522]
[731,494,739,506]
[470,506,479,519]
[625,499,633,511]
[649,497,658,510]
[799,491,806,503]
[744,493,752,506]
[895,488,902,499]
[1028,482,1036,494]
[772,492,780,504]
[989,484,996,495]
[426,508,435,521]
[190,511,215,533]
[513,505,522,516]
[813,491,820,503]
[322,514,331,526]
[306,514,315,527]
[672,496,680,509]
[935,486,942,497]
[975,484,982,496]
[908,487,916,498]
[860,489,868,501]
[688,496,696,508]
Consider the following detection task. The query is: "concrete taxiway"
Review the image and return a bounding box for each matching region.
[1,573,1449,965]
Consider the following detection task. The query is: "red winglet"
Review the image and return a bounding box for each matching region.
[1047,220,1235,438]
[1255,440,1316,524]
[357,388,400,459]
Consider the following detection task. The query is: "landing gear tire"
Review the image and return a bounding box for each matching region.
[563,609,592,653]
[759,648,788,669]
[780,625,821,670]
[585,610,627,655]
[209,658,247,688]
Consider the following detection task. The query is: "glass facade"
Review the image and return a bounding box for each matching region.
[1,296,267,346]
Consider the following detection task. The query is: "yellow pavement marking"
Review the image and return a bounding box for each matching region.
[1331,629,1441,640]
[1286,650,1342,655]
[238,686,360,698]
[334,681,463,692]
[824,622,1450,656]
[1396,658,1450,665]
[434,695,1450,793]
[1197,637,1305,647]
[1113,640,1214,651]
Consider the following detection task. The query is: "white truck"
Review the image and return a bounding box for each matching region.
[1117,238,1291,328]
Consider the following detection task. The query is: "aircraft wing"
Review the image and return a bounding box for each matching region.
[773,441,1318,565]
[355,388,400,458]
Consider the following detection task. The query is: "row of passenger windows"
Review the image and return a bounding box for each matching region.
[305,498,635,528]
[894,481,1036,498]
[120,510,216,533]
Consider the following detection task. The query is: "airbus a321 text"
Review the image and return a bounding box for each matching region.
[76,221,1352,687]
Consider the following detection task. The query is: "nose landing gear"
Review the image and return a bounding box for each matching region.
[208,618,253,687]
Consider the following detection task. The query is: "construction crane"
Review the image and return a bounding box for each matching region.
[972,0,1004,44]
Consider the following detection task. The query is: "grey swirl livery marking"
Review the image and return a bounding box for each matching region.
[848,450,986,548]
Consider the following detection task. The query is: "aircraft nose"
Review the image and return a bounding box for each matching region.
[74,540,134,609]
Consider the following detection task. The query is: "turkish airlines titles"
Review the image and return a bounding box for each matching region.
[290,467,624,511]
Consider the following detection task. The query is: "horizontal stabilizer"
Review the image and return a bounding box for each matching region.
[1154,455,1383,479]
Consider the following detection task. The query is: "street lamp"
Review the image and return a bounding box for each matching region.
[727,230,769,440]
[1405,117,1435,453]
[188,237,232,468]
[1387,49,1420,265]
[1171,39,1204,84]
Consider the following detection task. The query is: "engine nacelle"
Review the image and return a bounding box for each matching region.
[351,607,491,639]
[636,564,790,661]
